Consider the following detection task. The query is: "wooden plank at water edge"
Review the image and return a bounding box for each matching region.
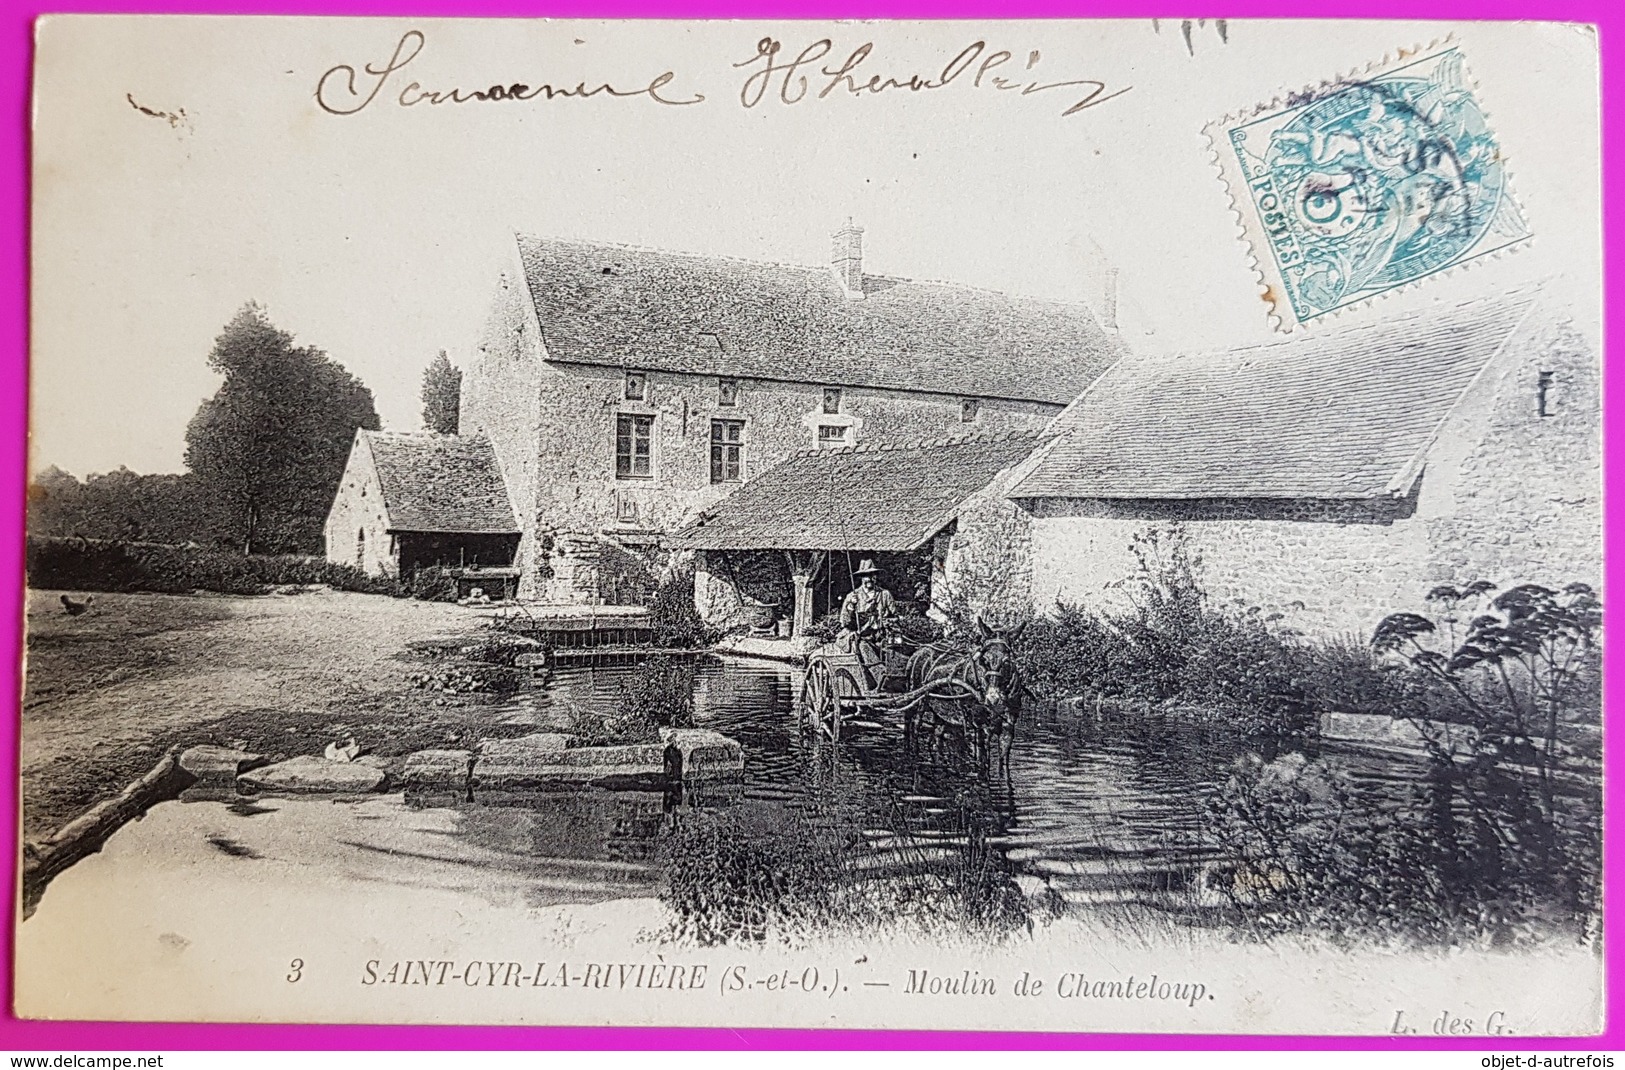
[519,647,713,667]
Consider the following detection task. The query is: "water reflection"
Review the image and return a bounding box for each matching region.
[463,658,1357,918]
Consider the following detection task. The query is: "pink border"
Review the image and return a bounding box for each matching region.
[0,0,1616,1051]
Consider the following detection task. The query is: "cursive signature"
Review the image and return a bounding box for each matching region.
[315,30,706,116]
[734,37,1131,118]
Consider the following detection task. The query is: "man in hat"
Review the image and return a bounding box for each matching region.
[839,559,897,676]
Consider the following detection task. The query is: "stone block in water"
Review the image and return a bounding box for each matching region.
[1319,711,1477,755]
[178,745,265,786]
[473,736,671,791]
[401,749,472,793]
[237,755,387,795]
[660,728,744,781]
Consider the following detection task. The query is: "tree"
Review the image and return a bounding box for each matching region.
[28,465,237,545]
[421,350,462,435]
[185,303,380,555]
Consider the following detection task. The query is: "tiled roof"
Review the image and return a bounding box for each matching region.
[1008,295,1541,500]
[671,431,1045,551]
[362,431,519,534]
[515,235,1122,405]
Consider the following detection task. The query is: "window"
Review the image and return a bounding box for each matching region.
[1538,371,1556,417]
[710,419,745,483]
[624,370,646,401]
[961,397,980,422]
[822,387,842,414]
[355,528,365,568]
[616,413,654,478]
[818,424,851,449]
[718,378,739,407]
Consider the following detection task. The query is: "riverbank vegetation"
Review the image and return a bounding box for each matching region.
[1000,525,1602,947]
[662,797,1039,946]
[572,656,699,746]
[26,535,403,597]
[1010,528,1408,736]
[1207,580,1602,947]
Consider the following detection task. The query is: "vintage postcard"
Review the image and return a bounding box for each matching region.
[19,16,1603,1034]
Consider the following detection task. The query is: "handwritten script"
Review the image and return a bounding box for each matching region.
[734,37,1130,118]
[315,30,704,115]
[314,31,1130,121]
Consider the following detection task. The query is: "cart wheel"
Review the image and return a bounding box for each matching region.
[800,660,836,735]
[829,668,862,740]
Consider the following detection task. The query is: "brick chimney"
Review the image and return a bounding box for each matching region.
[831,220,865,299]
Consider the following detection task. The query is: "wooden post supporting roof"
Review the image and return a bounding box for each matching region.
[784,550,827,638]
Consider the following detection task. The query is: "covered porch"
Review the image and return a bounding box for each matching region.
[669,432,1044,639]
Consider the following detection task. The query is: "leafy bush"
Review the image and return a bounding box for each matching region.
[663,807,846,945]
[1208,581,1604,948]
[1016,602,1124,703]
[26,536,404,596]
[1371,581,1603,939]
[649,563,716,647]
[575,657,697,746]
[408,564,457,602]
[800,610,841,642]
[1209,744,1600,947]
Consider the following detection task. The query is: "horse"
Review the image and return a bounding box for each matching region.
[904,618,1026,769]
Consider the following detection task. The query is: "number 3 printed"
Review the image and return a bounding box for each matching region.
[287,958,304,983]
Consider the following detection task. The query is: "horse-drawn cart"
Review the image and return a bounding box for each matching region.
[797,622,1024,768]
[797,639,909,739]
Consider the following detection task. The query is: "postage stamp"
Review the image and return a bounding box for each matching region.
[1208,45,1532,329]
[20,18,1602,1034]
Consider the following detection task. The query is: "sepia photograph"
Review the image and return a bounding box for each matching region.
[16,15,1605,1034]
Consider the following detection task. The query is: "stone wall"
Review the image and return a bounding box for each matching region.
[934,463,1036,627]
[1421,316,1602,594]
[529,363,1056,540]
[1021,319,1602,638]
[1026,497,1430,637]
[459,267,545,597]
[322,435,397,577]
[693,549,774,632]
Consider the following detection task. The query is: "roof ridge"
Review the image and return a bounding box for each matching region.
[1139,288,1544,366]
[514,231,1094,308]
[363,428,466,439]
[789,428,1043,460]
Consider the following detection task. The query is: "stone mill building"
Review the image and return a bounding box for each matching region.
[324,224,1122,603]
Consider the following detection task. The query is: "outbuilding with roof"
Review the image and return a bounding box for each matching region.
[671,430,1046,636]
[323,430,522,595]
[1006,292,1600,635]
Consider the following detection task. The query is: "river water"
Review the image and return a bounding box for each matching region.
[465,656,1435,919]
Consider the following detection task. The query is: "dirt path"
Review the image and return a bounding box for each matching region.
[21,588,491,840]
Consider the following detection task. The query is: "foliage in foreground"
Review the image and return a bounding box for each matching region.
[26,535,402,597]
[661,801,1037,947]
[1207,581,1602,948]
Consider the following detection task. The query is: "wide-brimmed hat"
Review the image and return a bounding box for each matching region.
[852,558,882,577]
